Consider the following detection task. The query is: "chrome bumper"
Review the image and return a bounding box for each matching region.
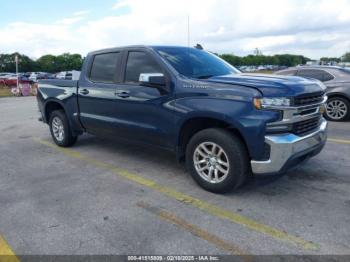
[251,118,328,175]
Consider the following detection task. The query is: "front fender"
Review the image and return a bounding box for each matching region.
[326,85,350,100]
[171,97,280,160]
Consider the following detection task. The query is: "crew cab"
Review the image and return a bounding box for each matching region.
[37,46,328,193]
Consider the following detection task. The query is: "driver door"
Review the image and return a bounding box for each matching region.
[113,49,175,149]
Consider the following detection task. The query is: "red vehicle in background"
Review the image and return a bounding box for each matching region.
[0,75,33,87]
[0,74,34,96]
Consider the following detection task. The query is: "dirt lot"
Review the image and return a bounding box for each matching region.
[0,97,350,257]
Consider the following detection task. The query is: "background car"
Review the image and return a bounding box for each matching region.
[55,70,81,80]
[28,72,53,82]
[275,66,350,121]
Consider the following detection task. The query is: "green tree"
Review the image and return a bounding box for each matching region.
[341,52,350,62]
[320,57,341,63]
[0,53,37,72]
[219,54,242,66]
[36,55,57,73]
[219,53,310,67]
[55,53,83,72]
[35,53,84,73]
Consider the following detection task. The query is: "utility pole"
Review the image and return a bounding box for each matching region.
[15,54,19,91]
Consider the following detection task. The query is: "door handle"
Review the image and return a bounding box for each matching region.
[79,89,89,95]
[116,91,130,98]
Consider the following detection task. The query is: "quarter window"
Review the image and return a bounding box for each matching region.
[90,52,120,83]
[297,69,333,82]
[124,52,162,83]
[323,71,334,82]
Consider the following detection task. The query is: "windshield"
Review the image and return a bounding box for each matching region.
[155,47,240,79]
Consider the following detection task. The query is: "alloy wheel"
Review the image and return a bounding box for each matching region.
[52,116,65,142]
[326,99,348,120]
[193,142,230,184]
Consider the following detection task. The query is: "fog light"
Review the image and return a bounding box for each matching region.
[320,104,326,114]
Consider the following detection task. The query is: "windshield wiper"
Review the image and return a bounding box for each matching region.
[196,75,215,79]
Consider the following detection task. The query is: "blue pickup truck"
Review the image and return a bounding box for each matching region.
[37,45,328,193]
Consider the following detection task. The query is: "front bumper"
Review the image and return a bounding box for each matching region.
[251,118,327,175]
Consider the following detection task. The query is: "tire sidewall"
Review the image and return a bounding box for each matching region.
[325,97,350,121]
[186,129,248,193]
[49,110,71,146]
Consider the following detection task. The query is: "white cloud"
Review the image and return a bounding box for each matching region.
[73,10,90,16]
[1,0,350,59]
[56,10,89,25]
[56,16,84,25]
[112,0,130,10]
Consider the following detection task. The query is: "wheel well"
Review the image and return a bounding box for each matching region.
[177,117,247,160]
[327,94,350,103]
[45,102,64,122]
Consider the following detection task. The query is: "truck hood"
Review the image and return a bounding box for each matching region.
[206,73,326,97]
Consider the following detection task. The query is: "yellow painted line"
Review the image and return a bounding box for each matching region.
[34,138,319,250]
[0,235,19,262]
[328,138,350,145]
[137,201,250,257]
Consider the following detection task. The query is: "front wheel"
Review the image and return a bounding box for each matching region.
[325,97,350,121]
[186,128,249,193]
[49,110,78,147]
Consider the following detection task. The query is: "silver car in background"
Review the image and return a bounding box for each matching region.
[275,66,350,121]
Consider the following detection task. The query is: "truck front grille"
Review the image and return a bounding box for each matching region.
[292,116,321,136]
[293,92,324,106]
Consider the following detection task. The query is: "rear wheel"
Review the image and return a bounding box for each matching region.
[49,110,78,147]
[186,128,249,193]
[325,97,350,121]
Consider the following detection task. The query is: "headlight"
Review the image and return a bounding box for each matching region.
[253,97,291,109]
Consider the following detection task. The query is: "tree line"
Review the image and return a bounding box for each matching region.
[0,53,83,73]
[1,51,350,73]
[219,51,350,67]
[320,52,350,63]
[219,53,310,67]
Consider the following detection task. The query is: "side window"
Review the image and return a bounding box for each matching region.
[90,52,120,83]
[322,71,334,82]
[297,69,324,81]
[125,51,162,83]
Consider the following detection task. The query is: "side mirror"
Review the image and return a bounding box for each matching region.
[139,73,166,87]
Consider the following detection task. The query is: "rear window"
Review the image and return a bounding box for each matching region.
[90,52,120,83]
[297,69,324,81]
[297,69,334,82]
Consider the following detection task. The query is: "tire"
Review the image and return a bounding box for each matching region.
[185,128,249,193]
[49,110,78,147]
[325,97,350,121]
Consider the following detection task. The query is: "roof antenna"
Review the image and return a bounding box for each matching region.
[187,15,190,47]
[194,44,203,50]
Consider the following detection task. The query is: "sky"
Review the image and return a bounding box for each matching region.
[1,0,350,59]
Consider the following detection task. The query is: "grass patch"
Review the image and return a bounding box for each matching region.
[0,88,12,97]
[253,70,274,74]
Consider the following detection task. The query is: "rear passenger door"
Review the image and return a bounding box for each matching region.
[112,49,175,149]
[78,51,122,136]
